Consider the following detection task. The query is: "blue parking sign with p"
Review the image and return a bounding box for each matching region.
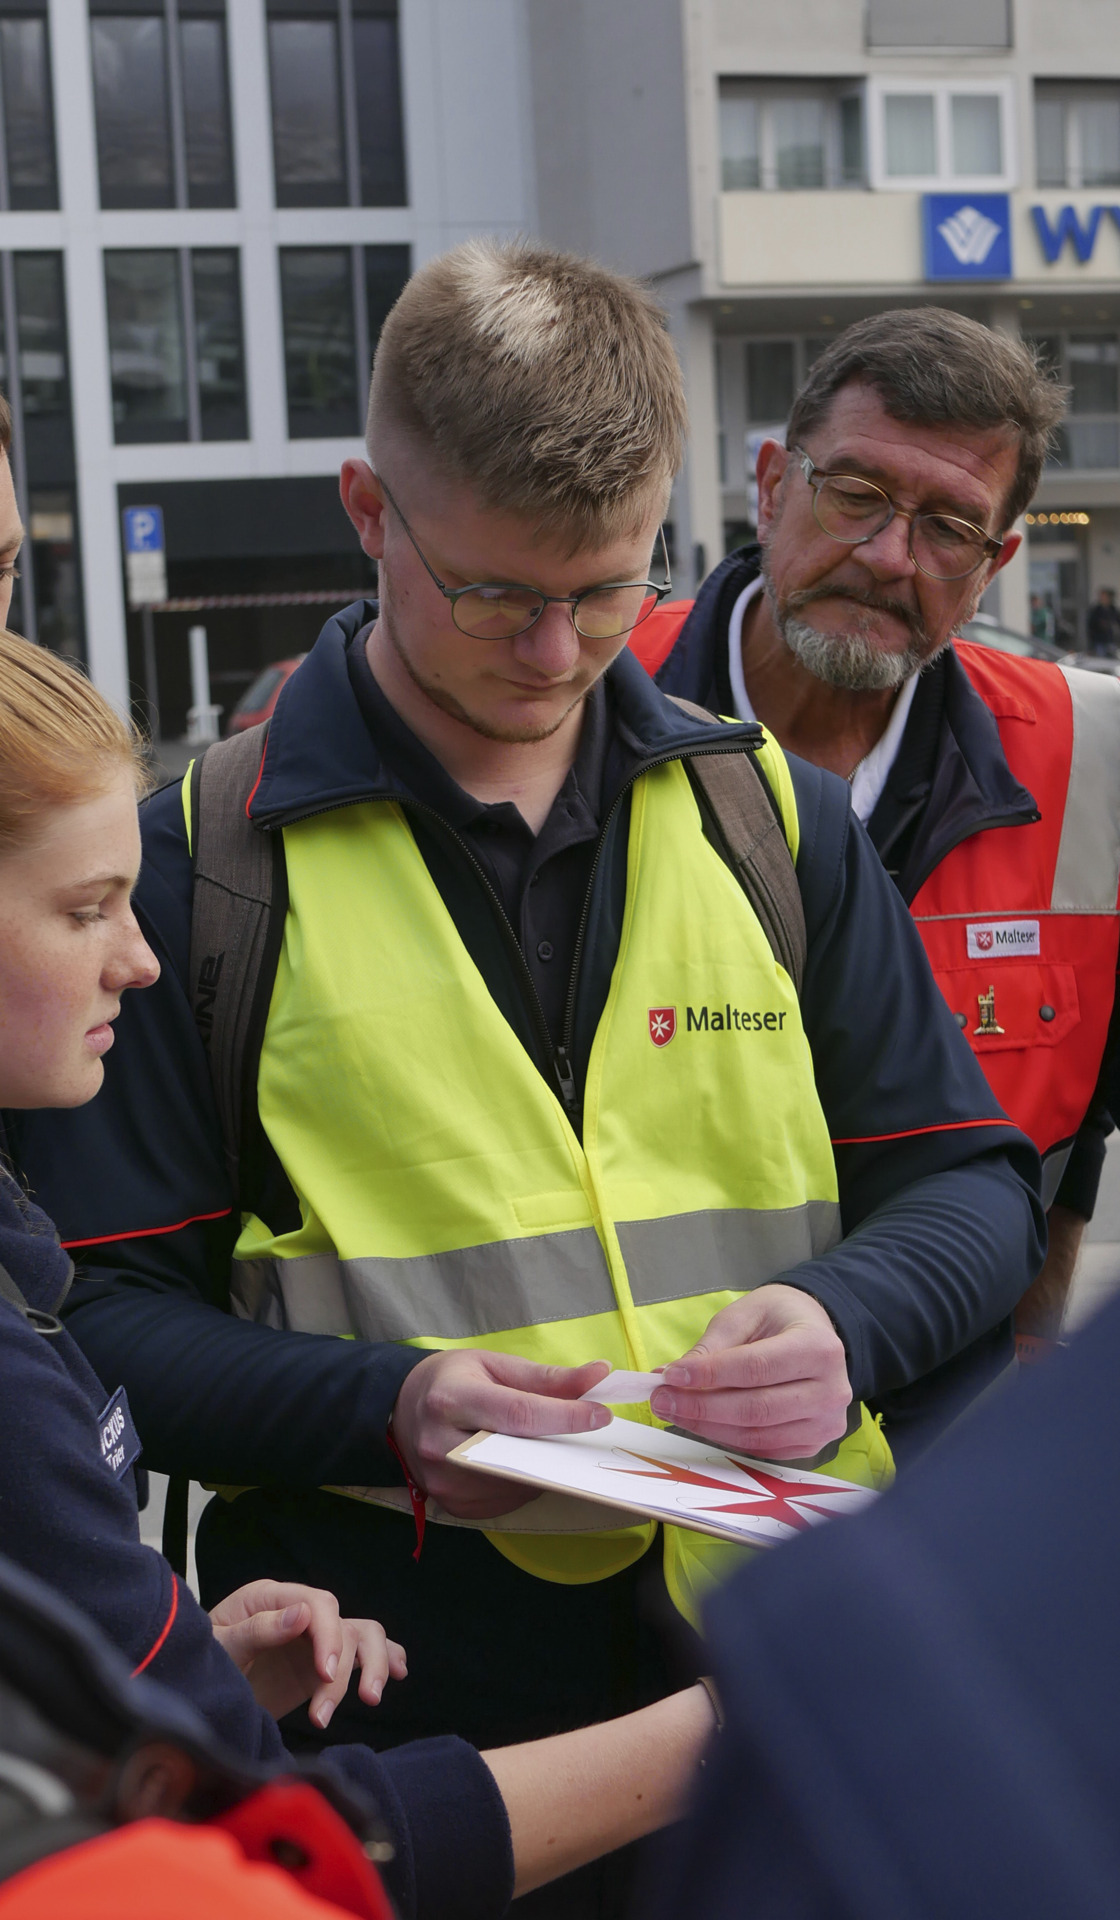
[122,505,165,554]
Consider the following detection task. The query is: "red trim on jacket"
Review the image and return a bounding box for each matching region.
[132,1575,179,1675]
[245,738,269,818]
[62,1206,232,1250]
[831,1117,1010,1146]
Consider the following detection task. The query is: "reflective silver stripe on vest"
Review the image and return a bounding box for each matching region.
[1053,667,1120,911]
[231,1202,841,1340]
[617,1201,841,1306]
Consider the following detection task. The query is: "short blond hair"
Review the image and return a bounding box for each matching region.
[367,238,686,549]
[0,629,149,848]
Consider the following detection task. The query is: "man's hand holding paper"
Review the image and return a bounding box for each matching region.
[650,1285,852,1461]
[392,1350,613,1518]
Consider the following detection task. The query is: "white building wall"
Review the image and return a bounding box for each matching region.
[29,0,540,706]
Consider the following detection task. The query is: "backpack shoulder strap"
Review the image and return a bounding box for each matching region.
[187,725,289,1207]
[668,694,807,995]
[0,1258,68,1336]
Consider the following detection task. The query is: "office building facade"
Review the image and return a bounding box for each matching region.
[4,0,534,730]
[528,0,1120,646]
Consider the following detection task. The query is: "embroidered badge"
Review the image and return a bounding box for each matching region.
[966,919,1040,959]
[96,1386,142,1481]
[648,1007,676,1047]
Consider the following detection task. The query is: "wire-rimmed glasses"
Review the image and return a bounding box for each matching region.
[379,474,673,640]
[792,447,1003,582]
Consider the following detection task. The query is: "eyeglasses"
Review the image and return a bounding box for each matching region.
[378,474,672,641]
[792,447,1004,582]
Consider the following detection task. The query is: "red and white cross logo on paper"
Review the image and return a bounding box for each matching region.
[974,928,994,951]
[648,1006,677,1047]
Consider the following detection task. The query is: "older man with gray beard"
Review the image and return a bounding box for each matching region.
[646,307,1120,1457]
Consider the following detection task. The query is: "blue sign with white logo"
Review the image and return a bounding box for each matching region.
[122,505,165,554]
[923,193,1012,281]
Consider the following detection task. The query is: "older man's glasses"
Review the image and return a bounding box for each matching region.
[379,475,672,640]
[793,447,1004,582]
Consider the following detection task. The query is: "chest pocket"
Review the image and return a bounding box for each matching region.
[934,962,1080,1053]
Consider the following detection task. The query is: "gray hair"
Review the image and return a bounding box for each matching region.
[787,308,1067,532]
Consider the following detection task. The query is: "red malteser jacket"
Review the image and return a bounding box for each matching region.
[912,641,1120,1172]
[635,598,1120,1204]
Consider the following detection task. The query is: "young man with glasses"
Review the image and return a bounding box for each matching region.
[13,250,1042,1910]
[645,308,1120,1445]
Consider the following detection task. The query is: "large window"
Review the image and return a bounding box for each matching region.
[280,244,409,438]
[0,9,57,209]
[1036,85,1120,190]
[719,82,863,191]
[90,2,235,210]
[0,252,83,660]
[104,248,247,444]
[867,78,1016,190]
[268,2,405,207]
[1030,333,1118,472]
[715,331,834,529]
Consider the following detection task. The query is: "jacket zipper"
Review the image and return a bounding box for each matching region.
[260,734,762,1130]
[903,803,1041,905]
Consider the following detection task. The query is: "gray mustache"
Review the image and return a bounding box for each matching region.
[783,584,927,642]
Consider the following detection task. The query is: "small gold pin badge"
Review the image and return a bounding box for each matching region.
[975,985,1005,1036]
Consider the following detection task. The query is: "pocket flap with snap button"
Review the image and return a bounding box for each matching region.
[933,962,1079,1053]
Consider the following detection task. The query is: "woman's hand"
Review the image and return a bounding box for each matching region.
[209,1579,406,1729]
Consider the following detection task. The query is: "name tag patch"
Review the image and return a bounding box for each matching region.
[96,1386,141,1481]
[966,919,1040,959]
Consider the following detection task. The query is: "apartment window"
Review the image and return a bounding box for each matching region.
[1030,332,1118,472]
[1036,86,1120,190]
[744,335,832,429]
[868,78,1016,190]
[0,9,57,209]
[104,248,247,443]
[719,82,864,190]
[280,244,409,438]
[0,252,83,659]
[867,0,1010,49]
[268,2,405,207]
[90,2,235,210]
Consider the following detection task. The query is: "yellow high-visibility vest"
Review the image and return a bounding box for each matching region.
[226,738,892,1625]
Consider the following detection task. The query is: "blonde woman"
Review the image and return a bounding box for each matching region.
[0,626,714,1917]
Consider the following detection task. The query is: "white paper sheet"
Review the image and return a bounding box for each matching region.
[579,1369,664,1406]
[451,1415,877,1547]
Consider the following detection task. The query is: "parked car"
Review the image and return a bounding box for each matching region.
[957,615,1068,664]
[959,615,1120,677]
[225,655,307,735]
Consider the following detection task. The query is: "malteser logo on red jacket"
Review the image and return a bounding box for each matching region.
[648,1007,676,1047]
[966,919,1040,960]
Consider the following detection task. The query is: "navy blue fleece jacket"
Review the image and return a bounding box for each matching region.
[0,1168,512,1920]
[12,610,1044,1465]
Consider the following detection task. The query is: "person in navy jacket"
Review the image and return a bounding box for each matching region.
[647,311,1115,1447]
[10,248,1046,1796]
[0,615,716,1919]
[656,1286,1120,1920]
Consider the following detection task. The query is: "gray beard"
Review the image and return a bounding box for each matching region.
[778,613,929,692]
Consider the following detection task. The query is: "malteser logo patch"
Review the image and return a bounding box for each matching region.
[966,920,1040,960]
[648,1007,676,1047]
